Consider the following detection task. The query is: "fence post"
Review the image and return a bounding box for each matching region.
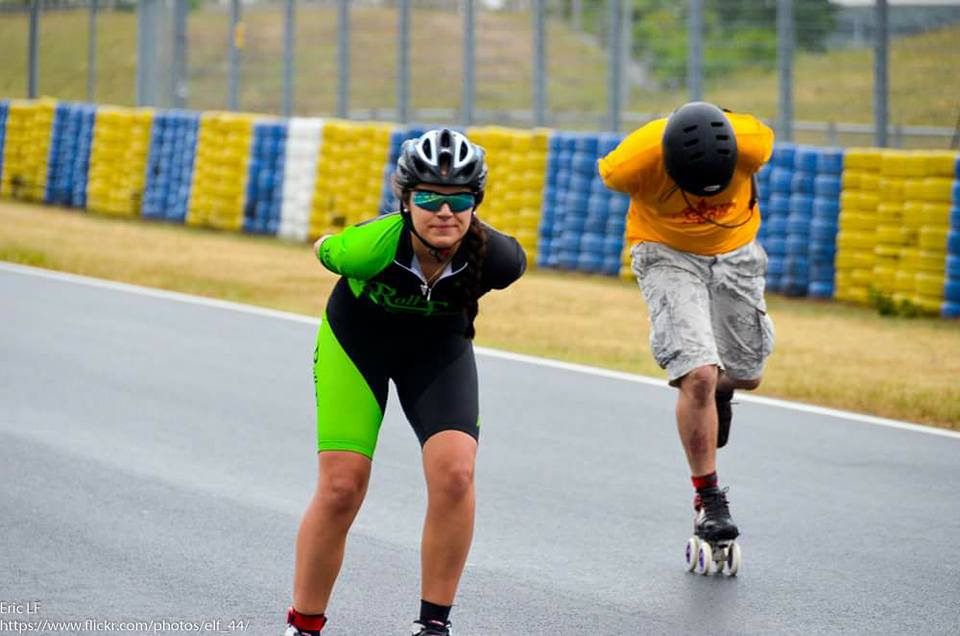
[533,0,546,127]
[172,0,188,109]
[28,0,39,99]
[777,0,794,142]
[137,0,159,107]
[462,0,476,127]
[228,0,241,111]
[606,0,623,132]
[336,0,349,118]
[87,0,98,102]
[874,0,889,147]
[283,0,295,118]
[397,0,410,124]
[687,0,703,102]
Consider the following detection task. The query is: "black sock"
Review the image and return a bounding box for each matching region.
[420,600,451,625]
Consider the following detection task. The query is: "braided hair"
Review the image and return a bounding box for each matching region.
[459,215,488,340]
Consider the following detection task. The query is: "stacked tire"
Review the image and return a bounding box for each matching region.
[309,121,394,238]
[244,121,287,235]
[760,143,795,293]
[70,105,96,210]
[537,131,565,269]
[278,117,324,242]
[835,148,882,305]
[187,112,256,232]
[946,156,960,318]
[378,126,426,215]
[0,99,8,180]
[782,146,819,296]
[0,99,56,202]
[808,148,844,298]
[87,106,154,218]
[467,126,548,266]
[143,110,199,223]
[45,103,83,207]
[910,152,956,315]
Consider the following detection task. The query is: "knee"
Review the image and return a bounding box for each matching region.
[316,473,366,517]
[429,461,475,503]
[680,366,719,406]
[737,377,762,391]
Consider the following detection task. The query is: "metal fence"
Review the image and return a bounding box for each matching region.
[3,0,959,147]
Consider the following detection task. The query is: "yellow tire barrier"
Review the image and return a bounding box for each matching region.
[188,112,258,231]
[87,106,154,217]
[0,99,56,202]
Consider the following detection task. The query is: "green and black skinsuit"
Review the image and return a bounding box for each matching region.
[313,212,526,458]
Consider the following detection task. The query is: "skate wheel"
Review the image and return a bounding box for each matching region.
[685,537,700,572]
[725,541,742,576]
[696,541,715,575]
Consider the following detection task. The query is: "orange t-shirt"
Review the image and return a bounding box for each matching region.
[598,112,775,256]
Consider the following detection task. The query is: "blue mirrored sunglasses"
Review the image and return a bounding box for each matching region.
[411,190,476,213]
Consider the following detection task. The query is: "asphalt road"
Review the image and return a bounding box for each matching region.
[2,263,959,635]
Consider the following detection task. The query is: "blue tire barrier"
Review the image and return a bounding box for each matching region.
[586,192,609,217]
[813,197,841,219]
[943,301,960,318]
[557,251,579,270]
[784,256,810,277]
[765,237,787,257]
[558,231,582,253]
[810,218,839,242]
[606,218,626,237]
[794,146,820,173]
[568,176,592,200]
[602,256,622,276]
[554,169,570,190]
[609,192,630,215]
[951,206,960,229]
[791,171,816,195]
[947,280,960,303]
[603,235,623,256]
[814,174,842,199]
[577,252,604,274]
[808,281,835,298]
[947,255,960,278]
[789,193,815,217]
[787,216,812,238]
[580,233,605,254]
[765,215,788,236]
[956,154,960,179]
[589,177,610,197]
[772,143,796,168]
[770,168,793,194]
[810,264,836,283]
[768,193,791,217]
[949,230,960,254]
[573,133,599,156]
[816,148,844,175]
[583,214,606,235]
[782,278,809,297]
[572,152,596,176]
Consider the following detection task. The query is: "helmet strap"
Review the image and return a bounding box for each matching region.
[400,199,456,262]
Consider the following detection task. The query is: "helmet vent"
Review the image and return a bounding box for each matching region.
[683,125,698,133]
[683,139,699,148]
[717,148,731,155]
[422,138,433,158]
[459,143,469,161]
[716,134,730,141]
[711,121,725,127]
[689,151,705,161]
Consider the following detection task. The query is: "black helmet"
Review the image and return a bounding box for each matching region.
[394,128,487,203]
[662,102,738,197]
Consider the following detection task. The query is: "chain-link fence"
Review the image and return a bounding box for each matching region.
[3,0,959,146]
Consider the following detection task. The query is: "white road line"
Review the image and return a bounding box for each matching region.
[4,261,958,440]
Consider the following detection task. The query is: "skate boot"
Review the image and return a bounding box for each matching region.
[684,487,742,576]
[716,389,734,448]
[285,607,326,635]
[411,619,452,635]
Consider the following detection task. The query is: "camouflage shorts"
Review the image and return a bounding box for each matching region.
[631,240,775,385]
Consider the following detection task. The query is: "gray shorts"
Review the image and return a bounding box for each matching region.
[631,240,775,386]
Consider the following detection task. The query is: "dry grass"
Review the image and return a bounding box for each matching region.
[2,201,959,429]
